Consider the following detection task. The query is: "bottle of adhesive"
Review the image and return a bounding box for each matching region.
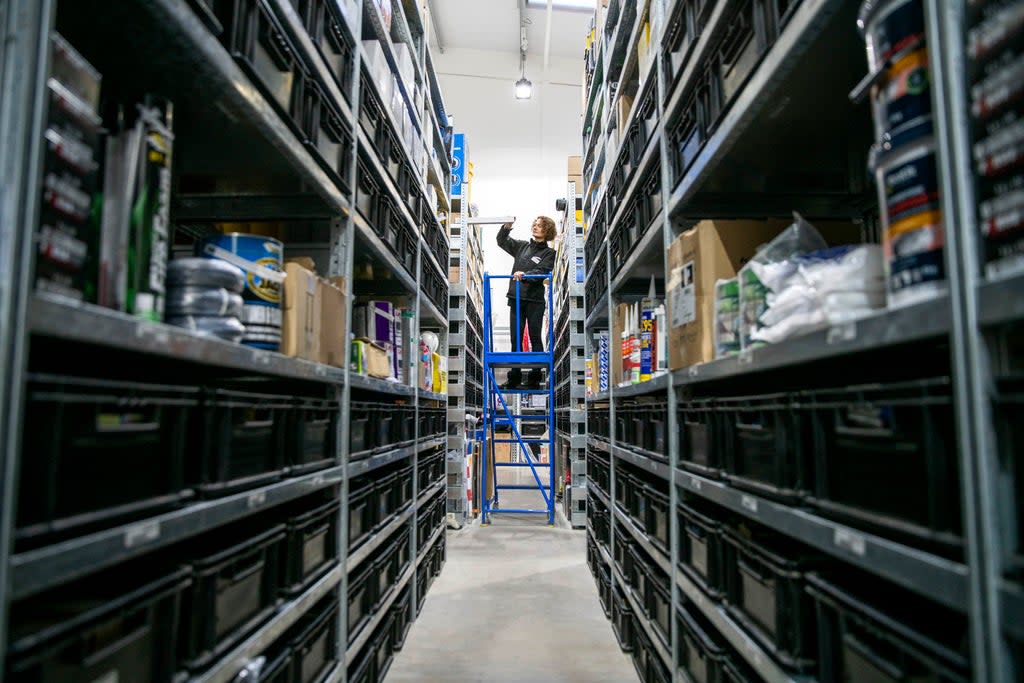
[640,276,657,382]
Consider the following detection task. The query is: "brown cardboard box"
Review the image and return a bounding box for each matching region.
[611,302,629,383]
[319,276,347,368]
[355,338,391,378]
[282,261,321,362]
[618,92,635,132]
[567,155,582,176]
[449,266,461,283]
[667,220,788,370]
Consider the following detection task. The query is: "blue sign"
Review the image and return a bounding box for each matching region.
[451,132,465,197]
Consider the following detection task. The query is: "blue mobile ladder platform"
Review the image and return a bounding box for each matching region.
[480,272,556,526]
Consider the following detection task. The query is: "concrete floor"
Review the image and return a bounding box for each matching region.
[386,469,637,683]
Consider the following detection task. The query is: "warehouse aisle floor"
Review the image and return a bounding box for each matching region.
[386,469,636,683]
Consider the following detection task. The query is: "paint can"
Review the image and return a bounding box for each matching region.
[199,233,284,349]
[858,0,925,74]
[872,48,932,149]
[871,137,946,306]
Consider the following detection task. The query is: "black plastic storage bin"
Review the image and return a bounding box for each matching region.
[374,612,397,682]
[662,0,713,92]
[350,401,372,456]
[374,471,398,528]
[374,542,396,604]
[181,524,286,671]
[215,0,300,130]
[290,397,338,475]
[679,501,728,599]
[678,397,725,477]
[393,526,412,580]
[347,643,375,683]
[197,388,291,496]
[298,0,354,99]
[347,558,377,644]
[391,403,415,445]
[806,572,970,683]
[289,598,339,683]
[395,462,414,510]
[994,378,1024,570]
[668,85,706,185]
[611,587,635,653]
[284,497,340,595]
[719,392,807,501]
[645,483,671,551]
[354,156,379,222]
[723,526,818,672]
[17,374,196,544]
[358,69,383,144]
[303,78,353,192]
[715,0,770,104]
[348,474,376,549]
[257,646,292,683]
[645,563,672,646]
[391,584,413,650]
[7,565,190,683]
[677,604,730,683]
[806,378,961,549]
[374,403,395,452]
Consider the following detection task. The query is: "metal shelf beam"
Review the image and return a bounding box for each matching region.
[672,469,969,612]
[346,503,416,573]
[612,444,670,481]
[189,564,344,683]
[11,465,344,600]
[345,563,414,666]
[30,294,349,384]
[671,295,950,386]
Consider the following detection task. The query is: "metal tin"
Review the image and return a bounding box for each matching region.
[858,0,925,73]
[199,233,283,349]
[872,137,946,306]
[872,48,932,149]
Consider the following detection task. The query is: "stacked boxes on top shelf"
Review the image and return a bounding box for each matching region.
[445,134,485,525]
[554,159,589,529]
[3,1,453,681]
[582,0,1024,680]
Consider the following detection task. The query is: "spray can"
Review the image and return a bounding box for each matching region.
[127,97,173,322]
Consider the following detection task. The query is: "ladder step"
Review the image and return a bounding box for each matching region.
[496,485,548,490]
[494,388,550,394]
[495,462,545,467]
[489,440,552,446]
[488,509,550,514]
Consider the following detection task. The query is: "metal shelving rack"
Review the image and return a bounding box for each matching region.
[554,179,588,528]
[445,175,485,525]
[581,0,1023,681]
[0,0,452,680]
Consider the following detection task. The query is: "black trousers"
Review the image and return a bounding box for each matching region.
[508,299,545,384]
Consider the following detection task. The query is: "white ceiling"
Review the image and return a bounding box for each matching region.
[427,0,593,60]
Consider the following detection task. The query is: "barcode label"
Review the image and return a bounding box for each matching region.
[834,528,867,556]
[740,495,758,514]
[247,491,267,509]
[124,521,160,548]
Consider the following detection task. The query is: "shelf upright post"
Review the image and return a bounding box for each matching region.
[336,4,365,675]
[647,0,682,676]
[925,0,1009,679]
[0,0,56,675]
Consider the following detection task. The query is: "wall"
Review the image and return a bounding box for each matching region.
[435,47,582,334]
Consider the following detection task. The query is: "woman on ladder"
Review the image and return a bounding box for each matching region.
[496,216,556,390]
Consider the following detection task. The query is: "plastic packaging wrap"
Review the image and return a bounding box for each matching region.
[165,314,246,342]
[166,257,245,293]
[713,278,741,358]
[165,287,243,317]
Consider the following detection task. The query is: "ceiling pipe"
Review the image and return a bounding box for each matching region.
[542,0,553,72]
[425,0,446,53]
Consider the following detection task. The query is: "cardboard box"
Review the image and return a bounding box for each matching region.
[618,92,635,132]
[449,266,461,283]
[611,302,628,383]
[282,262,320,362]
[353,338,391,378]
[667,220,787,370]
[319,276,347,368]
[567,156,582,176]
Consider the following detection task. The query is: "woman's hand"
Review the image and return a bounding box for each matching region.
[513,271,525,281]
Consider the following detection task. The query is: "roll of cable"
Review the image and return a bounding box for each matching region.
[165,314,246,342]
[166,287,244,317]
[167,257,245,293]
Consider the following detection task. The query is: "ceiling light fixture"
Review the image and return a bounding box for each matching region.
[515,76,533,99]
[515,2,532,99]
